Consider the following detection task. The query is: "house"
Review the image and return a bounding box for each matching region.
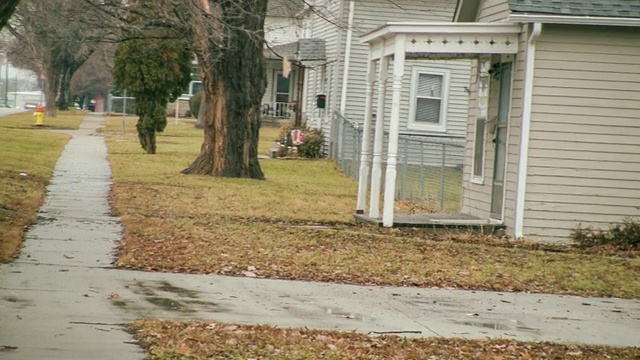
[357,0,640,243]
[300,0,473,157]
[262,0,307,120]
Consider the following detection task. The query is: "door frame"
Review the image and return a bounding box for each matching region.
[272,69,295,104]
[490,55,515,221]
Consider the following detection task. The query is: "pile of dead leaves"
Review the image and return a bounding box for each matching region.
[130,319,640,360]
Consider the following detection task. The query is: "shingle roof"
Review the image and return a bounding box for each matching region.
[267,0,305,17]
[508,0,640,18]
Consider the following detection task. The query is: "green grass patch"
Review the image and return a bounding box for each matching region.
[0,111,83,261]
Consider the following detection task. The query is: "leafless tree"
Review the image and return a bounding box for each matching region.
[6,0,106,116]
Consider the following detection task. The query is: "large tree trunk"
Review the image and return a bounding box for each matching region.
[194,95,206,129]
[136,118,157,154]
[43,67,58,117]
[181,0,266,179]
[0,0,20,31]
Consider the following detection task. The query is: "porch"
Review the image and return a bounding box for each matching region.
[354,212,505,234]
[356,22,523,229]
[263,42,303,122]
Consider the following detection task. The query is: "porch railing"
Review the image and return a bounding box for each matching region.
[262,102,296,119]
[332,111,465,213]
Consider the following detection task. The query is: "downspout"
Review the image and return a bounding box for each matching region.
[514,22,542,239]
[329,0,346,158]
[339,0,355,115]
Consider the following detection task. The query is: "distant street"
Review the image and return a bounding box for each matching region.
[0,108,27,117]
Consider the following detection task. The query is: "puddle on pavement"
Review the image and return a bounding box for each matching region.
[3,295,34,309]
[122,280,222,314]
[145,297,195,313]
[325,308,365,321]
[157,281,199,298]
[456,320,540,334]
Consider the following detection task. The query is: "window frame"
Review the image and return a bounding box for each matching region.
[407,67,450,133]
[471,58,491,185]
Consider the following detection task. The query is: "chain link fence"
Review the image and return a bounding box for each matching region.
[332,112,464,213]
[106,94,136,115]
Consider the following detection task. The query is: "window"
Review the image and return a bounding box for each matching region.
[408,68,449,132]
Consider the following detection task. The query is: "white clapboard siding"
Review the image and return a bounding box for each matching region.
[462,30,528,226]
[523,24,640,243]
[301,0,344,140]
[345,0,470,139]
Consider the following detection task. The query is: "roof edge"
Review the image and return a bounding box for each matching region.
[508,13,640,27]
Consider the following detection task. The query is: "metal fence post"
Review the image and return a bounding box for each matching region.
[401,138,408,200]
[420,141,425,199]
[353,124,361,179]
[440,143,446,211]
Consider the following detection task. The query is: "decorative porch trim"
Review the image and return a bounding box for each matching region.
[362,23,523,60]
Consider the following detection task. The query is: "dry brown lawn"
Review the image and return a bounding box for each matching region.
[129,319,640,360]
[104,118,640,299]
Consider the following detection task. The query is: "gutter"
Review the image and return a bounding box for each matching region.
[514,22,542,239]
[339,1,355,114]
[508,14,640,27]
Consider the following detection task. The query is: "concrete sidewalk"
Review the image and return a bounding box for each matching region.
[1,115,638,359]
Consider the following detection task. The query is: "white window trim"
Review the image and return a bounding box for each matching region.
[407,67,450,133]
[471,57,491,185]
[471,117,487,185]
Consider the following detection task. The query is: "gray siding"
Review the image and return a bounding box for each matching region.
[476,0,510,22]
[523,25,640,243]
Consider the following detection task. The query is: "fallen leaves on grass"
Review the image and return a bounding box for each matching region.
[115,217,640,299]
[129,319,640,360]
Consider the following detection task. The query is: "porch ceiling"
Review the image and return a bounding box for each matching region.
[362,22,523,60]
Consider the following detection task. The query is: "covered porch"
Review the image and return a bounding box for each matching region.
[355,22,522,228]
[263,42,302,121]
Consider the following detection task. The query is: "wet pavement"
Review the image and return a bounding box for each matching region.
[1,114,639,358]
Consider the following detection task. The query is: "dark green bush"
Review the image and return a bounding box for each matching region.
[571,218,640,251]
[297,129,324,158]
[189,91,204,119]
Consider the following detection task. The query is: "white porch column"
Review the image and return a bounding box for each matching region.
[369,54,389,218]
[356,56,377,213]
[382,35,406,227]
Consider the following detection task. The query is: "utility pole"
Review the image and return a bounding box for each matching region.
[4,58,8,107]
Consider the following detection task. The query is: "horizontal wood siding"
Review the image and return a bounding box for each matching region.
[502,31,528,232]
[264,16,304,46]
[345,0,470,139]
[462,30,528,228]
[475,0,510,22]
[301,0,344,139]
[524,25,640,244]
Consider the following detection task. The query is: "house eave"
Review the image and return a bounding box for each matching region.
[508,13,640,27]
[361,22,524,44]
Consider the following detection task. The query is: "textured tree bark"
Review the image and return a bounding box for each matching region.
[194,95,206,129]
[181,0,266,179]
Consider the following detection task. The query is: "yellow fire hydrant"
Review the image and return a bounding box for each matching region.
[34,105,45,126]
